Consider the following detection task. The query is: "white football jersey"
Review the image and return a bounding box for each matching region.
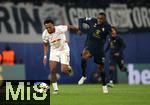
[42,25,70,51]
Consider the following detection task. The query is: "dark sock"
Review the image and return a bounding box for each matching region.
[100,71,106,86]
[109,70,113,82]
[81,58,87,77]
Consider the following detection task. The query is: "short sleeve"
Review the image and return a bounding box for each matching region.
[42,30,48,43]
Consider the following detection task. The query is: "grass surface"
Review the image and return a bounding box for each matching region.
[50,84,150,105]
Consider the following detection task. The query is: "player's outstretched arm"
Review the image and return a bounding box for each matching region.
[43,42,49,65]
[67,25,82,35]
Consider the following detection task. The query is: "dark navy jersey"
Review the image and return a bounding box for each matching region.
[108,36,126,54]
[79,17,111,49]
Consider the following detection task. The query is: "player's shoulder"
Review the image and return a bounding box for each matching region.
[104,21,111,27]
[103,22,111,30]
[42,29,49,42]
[79,17,96,21]
[86,17,97,23]
[42,29,48,36]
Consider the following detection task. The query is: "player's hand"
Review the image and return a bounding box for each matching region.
[114,53,119,56]
[43,56,47,66]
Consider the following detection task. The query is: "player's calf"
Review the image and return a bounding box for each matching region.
[61,65,74,76]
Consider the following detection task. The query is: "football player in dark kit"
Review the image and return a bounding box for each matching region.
[106,26,127,87]
[78,12,111,93]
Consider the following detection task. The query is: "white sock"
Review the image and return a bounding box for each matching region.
[52,82,58,91]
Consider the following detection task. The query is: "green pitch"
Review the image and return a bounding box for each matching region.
[50,84,150,105]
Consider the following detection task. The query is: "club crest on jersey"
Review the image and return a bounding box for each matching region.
[96,29,101,35]
[93,29,101,38]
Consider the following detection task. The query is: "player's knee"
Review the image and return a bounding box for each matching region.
[50,64,57,74]
[61,68,66,73]
[82,52,90,60]
[82,55,88,60]
[120,66,127,72]
[61,70,67,74]
[82,54,90,60]
[51,69,56,74]
[61,66,68,74]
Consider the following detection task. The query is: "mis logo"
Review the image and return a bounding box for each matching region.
[0,80,50,105]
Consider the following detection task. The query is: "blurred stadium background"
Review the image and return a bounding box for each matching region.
[0,0,150,85]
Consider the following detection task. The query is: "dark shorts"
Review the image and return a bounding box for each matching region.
[86,46,105,64]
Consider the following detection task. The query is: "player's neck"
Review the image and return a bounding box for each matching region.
[52,27,55,33]
[49,27,55,34]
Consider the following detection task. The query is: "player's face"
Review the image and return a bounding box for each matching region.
[111,28,117,37]
[97,15,105,24]
[44,23,55,34]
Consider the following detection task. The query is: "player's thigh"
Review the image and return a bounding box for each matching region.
[94,52,105,71]
[109,56,116,70]
[49,50,59,62]
[109,64,115,71]
[93,50,105,64]
[60,50,70,66]
[49,50,59,72]
[82,48,91,59]
[59,51,70,72]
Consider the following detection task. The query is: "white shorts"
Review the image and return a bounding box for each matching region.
[49,50,70,65]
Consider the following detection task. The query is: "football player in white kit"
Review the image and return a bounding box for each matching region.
[42,18,80,94]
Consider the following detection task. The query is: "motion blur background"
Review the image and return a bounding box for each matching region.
[0,0,150,84]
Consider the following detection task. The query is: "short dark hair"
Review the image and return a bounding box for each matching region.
[111,26,118,33]
[98,12,106,17]
[44,17,54,25]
